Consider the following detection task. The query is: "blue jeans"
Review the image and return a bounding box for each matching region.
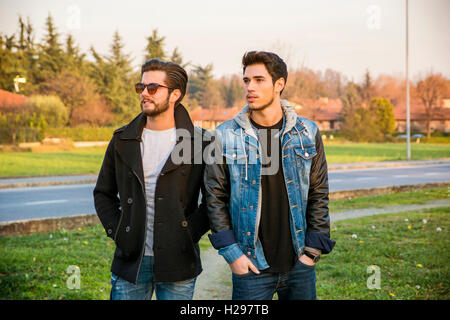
[232,259,316,300]
[110,256,196,300]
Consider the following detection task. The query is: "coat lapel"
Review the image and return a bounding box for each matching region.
[115,104,197,179]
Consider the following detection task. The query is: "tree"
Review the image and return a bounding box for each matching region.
[369,97,396,136]
[340,82,381,142]
[64,34,86,71]
[169,47,190,69]
[144,29,166,61]
[26,95,68,127]
[89,31,139,123]
[415,72,448,138]
[42,69,113,126]
[188,64,214,107]
[359,69,376,104]
[219,75,243,108]
[38,14,64,81]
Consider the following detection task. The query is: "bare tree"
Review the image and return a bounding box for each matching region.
[415,72,448,138]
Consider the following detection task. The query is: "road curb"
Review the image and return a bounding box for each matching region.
[1,181,448,237]
[0,213,100,237]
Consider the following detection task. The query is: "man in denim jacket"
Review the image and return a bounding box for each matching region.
[204,51,335,300]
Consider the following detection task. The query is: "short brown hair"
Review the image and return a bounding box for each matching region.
[242,51,288,94]
[141,59,188,105]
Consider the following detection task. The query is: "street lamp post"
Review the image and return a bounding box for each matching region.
[406,0,411,160]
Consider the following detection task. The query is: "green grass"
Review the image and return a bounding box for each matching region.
[0,147,106,177]
[317,207,450,300]
[0,225,211,300]
[330,187,450,212]
[324,143,450,163]
[0,188,448,300]
[1,142,449,178]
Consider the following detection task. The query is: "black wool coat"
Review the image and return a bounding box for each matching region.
[94,104,210,284]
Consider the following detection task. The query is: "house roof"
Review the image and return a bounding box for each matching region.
[0,89,27,111]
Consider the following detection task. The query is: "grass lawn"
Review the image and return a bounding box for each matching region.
[324,143,450,163]
[0,143,449,178]
[0,147,106,178]
[0,187,448,300]
[329,187,449,212]
[317,207,449,300]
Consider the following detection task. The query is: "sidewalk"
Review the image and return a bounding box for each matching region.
[193,199,450,300]
[1,159,449,189]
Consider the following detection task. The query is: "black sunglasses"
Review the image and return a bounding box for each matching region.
[135,82,173,95]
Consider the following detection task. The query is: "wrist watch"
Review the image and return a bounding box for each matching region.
[304,250,321,263]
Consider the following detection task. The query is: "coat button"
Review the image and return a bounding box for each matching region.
[107,229,112,235]
[249,206,254,210]
[252,180,256,184]
[247,232,251,236]
[127,198,133,204]
[181,221,188,227]
[128,172,133,178]
[125,226,130,232]
[247,252,252,256]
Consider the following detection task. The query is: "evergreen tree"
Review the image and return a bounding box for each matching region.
[188,64,214,107]
[169,47,189,69]
[220,75,243,108]
[89,31,139,123]
[144,29,166,61]
[369,97,396,136]
[39,14,64,75]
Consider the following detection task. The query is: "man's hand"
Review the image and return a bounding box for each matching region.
[299,254,315,266]
[229,254,260,275]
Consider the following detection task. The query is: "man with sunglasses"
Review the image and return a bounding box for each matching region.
[94,59,210,300]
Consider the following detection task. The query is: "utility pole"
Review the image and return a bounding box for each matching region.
[406,0,411,160]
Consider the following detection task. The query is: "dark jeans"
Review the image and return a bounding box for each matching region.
[232,259,316,300]
[110,256,196,300]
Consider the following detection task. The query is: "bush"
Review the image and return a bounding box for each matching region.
[44,127,114,141]
[26,95,68,127]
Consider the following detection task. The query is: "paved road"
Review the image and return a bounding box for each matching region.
[0,164,449,222]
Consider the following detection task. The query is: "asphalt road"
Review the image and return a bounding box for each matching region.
[0,164,449,222]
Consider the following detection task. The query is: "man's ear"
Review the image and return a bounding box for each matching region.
[274,78,285,94]
[169,89,182,105]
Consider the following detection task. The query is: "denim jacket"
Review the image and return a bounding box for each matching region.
[204,100,335,269]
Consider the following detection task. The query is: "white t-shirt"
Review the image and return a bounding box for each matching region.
[140,127,177,256]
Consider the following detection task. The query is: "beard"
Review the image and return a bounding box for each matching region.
[140,95,170,117]
[248,92,275,112]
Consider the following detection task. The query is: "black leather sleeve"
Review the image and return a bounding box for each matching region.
[203,156,237,249]
[305,129,335,254]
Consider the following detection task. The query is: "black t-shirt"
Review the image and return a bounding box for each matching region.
[250,116,296,273]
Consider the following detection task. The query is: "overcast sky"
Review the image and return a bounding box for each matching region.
[1,0,449,82]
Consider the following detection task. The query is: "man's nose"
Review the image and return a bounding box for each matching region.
[247,80,256,92]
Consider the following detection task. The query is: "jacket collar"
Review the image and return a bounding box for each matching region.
[233,99,302,139]
[118,103,195,141]
[115,104,196,182]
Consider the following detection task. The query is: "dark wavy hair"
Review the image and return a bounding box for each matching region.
[141,59,188,106]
